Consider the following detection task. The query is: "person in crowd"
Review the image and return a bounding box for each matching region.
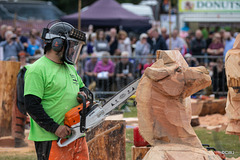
[94,52,114,91]
[135,33,151,64]
[223,32,235,59]
[0,31,24,60]
[29,28,42,48]
[15,26,28,51]
[161,27,168,41]
[84,53,98,87]
[7,25,14,32]
[0,24,7,42]
[219,28,226,43]
[190,29,206,64]
[184,36,191,54]
[166,29,185,53]
[207,33,224,57]
[118,30,132,56]
[86,24,94,40]
[115,51,134,90]
[212,58,227,98]
[106,28,118,55]
[18,51,28,68]
[130,35,137,54]
[29,49,42,64]
[86,33,96,55]
[27,35,40,56]
[94,29,109,54]
[206,31,214,49]
[184,53,199,67]
[147,28,168,54]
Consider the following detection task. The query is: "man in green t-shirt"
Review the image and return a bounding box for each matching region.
[24,22,89,160]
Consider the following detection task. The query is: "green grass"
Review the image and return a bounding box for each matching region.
[126,129,134,160]
[195,127,240,158]
[123,101,138,118]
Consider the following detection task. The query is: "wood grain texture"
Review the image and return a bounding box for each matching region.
[136,50,220,160]
[225,34,240,137]
[0,61,20,137]
[132,146,151,160]
[86,120,126,160]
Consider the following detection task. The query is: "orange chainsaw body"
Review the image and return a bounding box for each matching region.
[64,101,90,127]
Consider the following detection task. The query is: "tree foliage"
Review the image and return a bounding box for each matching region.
[45,0,141,14]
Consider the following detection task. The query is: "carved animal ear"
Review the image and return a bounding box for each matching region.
[144,67,170,81]
[233,34,240,49]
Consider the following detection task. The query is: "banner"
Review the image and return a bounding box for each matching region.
[179,0,240,12]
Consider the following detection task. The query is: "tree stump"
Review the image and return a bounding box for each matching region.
[0,61,20,137]
[86,120,126,160]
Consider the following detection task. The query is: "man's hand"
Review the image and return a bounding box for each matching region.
[77,91,87,103]
[55,125,71,138]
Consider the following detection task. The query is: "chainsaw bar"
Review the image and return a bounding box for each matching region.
[85,79,140,129]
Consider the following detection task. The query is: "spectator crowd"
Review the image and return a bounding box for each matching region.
[1,23,237,96]
[0,24,44,67]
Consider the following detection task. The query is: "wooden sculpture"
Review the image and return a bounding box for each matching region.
[136,50,221,160]
[225,34,240,138]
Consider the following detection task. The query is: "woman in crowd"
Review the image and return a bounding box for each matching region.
[135,33,151,64]
[94,29,109,54]
[87,33,96,55]
[93,52,114,91]
[118,30,132,56]
[27,35,40,56]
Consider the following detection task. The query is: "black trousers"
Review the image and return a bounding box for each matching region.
[34,141,52,160]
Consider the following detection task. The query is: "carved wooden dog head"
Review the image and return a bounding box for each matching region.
[136,51,211,147]
[145,59,211,98]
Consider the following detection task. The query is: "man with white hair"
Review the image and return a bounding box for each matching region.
[0,30,24,60]
[115,51,134,90]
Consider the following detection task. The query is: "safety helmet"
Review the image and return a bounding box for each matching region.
[41,22,86,65]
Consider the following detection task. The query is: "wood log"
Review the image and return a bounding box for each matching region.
[0,136,14,147]
[0,61,20,137]
[86,120,126,160]
[132,146,151,160]
[191,99,203,116]
[199,99,226,116]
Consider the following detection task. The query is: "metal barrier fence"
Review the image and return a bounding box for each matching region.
[79,55,227,99]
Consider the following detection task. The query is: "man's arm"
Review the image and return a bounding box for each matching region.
[25,94,59,133]
[25,94,71,138]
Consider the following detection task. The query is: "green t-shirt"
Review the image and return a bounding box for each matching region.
[24,56,84,141]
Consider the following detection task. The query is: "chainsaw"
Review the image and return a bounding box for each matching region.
[57,79,140,147]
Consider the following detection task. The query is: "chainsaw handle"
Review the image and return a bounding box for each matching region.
[78,93,87,133]
[57,126,85,147]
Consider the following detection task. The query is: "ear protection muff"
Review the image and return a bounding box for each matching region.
[52,38,64,52]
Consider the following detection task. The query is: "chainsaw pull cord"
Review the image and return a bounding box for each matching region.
[78,94,86,133]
